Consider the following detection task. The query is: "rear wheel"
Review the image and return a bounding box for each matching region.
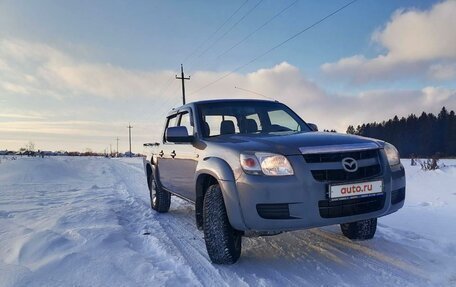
[203,184,242,264]
[340,218,377,240]
[149,175,170,213]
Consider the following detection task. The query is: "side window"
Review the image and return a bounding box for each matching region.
[167,114,179,128]
[268,110,301,131]
[179,112,193,135]
[163,114,179,142]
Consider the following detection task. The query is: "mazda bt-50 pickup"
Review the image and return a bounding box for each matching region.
[143,99,406,264]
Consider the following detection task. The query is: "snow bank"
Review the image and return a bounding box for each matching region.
[0,157,455,286]
[382,160,456,245]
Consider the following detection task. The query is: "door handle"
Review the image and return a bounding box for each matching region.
[170,150,176,158]
[158,150,164,157]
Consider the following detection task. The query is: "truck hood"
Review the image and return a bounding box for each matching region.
[210,132,382,155]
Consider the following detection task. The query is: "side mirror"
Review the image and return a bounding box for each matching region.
[308,123,318,131]
[166,126,193,143]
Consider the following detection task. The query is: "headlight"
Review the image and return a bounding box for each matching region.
[240,152,294,176]
[384,142,400,166]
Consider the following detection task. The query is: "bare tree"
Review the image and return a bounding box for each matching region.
[420,153,440,171]
[25,141,35,152]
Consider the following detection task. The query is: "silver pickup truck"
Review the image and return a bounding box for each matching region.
[144,99,405,264]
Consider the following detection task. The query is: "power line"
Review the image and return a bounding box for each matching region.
[156,2,250,110]
[157,75,175,97]
[216,0,298,59]
[189,0,359,96]
[196,0,264,59]
[154,81,181,117]
[182,0,249,65]
[151,78,178,121]
[152,72,179,116]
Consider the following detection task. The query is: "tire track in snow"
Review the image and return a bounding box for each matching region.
[105,161,202,286]
[240,233,350,286]
[311,229,427,279]
[284,229,427,286]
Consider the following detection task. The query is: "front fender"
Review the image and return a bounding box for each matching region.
[195,156,236,181]
[144,158,162,191]
[195,157,247,231]
[144,158,152,186]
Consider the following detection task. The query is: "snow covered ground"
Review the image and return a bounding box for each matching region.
[0,156,455,287]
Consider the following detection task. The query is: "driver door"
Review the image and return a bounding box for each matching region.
[157,109,198,201]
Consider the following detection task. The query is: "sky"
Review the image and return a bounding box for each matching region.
[0,0,455,153]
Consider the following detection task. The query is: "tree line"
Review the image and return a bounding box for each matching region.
[346,107,456,157]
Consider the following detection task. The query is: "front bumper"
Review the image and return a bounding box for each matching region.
[225,153,406,232]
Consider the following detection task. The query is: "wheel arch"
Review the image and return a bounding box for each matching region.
[194,157,247,231]
[146,162,153,187]
[145,160,162,191]
[195,173,219,229]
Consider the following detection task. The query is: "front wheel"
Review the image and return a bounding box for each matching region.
[340,218,377,240]
[149,175,171,213]
[203,184,242,264]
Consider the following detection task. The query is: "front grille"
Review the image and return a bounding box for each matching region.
[256,204,294,219]
[304,148,382,182]
[318,194,385,218]
[311,165,381,182]
[391,187,405,204]
[303,149,378,163]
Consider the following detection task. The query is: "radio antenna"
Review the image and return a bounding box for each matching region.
[234,86,275,101]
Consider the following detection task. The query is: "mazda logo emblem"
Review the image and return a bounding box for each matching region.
[342,157,358,172]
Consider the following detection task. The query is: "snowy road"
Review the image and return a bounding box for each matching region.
[0,157,455,286]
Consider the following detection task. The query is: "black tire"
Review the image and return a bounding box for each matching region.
[340,218,377,240]
[203,184,242,264]
[148,174,171,213]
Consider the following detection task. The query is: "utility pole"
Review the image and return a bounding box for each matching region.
[116,137,119,157]
[175,64,190,105]
[127,124,133,157]
[109,144,112,157]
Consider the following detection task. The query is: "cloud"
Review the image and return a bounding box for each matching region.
[189,62,325,104]
[0,119,158,152]
[0,39,180,151]
[186,62,455,133]
[1,82,29,94]
[0,39,180,100]
[428,62,456,81]
[321,0,456,83]
[0,113,44,120]
[1,39,455,152]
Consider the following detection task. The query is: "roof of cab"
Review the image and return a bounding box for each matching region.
[191,98,276,105]
[166,98,279,116]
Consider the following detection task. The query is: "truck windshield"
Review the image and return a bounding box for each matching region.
[197,101,311,138]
